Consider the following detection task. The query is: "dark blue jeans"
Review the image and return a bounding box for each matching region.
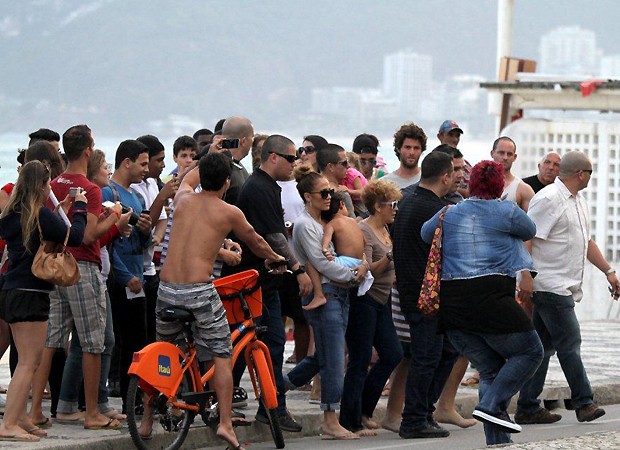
[340,293,403,431]
[58,290,115,414]
[286,284,349,411]
[401,309,459,431]
[251,290,287,416]
[447,328,543,445]
[517,291,594,414]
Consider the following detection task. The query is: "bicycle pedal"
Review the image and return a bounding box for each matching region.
[181,391,212,409]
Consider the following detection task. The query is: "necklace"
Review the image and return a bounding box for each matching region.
[364,218,392,246]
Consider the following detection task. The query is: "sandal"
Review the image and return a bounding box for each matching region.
[460,375,480,387]
[103,409,127,421]
[232,387,248,408]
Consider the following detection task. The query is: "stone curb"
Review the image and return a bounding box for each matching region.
[7,381,620,450]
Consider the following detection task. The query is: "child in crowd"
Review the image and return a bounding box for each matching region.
[303,192,373,310]
[341,152,368,216]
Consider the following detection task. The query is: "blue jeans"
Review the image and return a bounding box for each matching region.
[57,290,115,414]
[286,284,349,411]
[447,328,543,446]
[401,309,458,431]
[340,293,403,431]
[517,291,594,414]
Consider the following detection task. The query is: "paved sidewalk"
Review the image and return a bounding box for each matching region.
[2,320,620,449]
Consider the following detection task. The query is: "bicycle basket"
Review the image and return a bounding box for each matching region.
[214,269,262,325]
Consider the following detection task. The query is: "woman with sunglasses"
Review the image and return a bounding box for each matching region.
[285,165,369,440]
[298,135,328,171]
[0,161,88,442]
[339,179,404,433]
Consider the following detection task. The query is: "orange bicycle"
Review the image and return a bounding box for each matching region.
[126,270,284,450]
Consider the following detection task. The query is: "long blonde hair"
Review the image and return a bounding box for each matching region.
[0,161,51,252]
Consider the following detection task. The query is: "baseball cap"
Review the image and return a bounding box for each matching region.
[438,120,463,135]
[352,134,379,155]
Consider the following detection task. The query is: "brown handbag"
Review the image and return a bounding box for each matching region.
[31,223,80,286]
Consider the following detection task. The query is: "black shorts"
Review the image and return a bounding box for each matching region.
[0,289,50,324]
[278,272,306,322]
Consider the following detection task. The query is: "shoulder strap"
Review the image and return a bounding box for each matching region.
[109,181,122,204]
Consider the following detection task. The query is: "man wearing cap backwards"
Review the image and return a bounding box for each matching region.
[490,136,535,211]
[383,122,427,190]
[352,133,380,181]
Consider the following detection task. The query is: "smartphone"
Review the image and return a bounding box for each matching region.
[221,138,240,149]
[102,201,116,208]
[69,187,79,197]
[141,209,150,215]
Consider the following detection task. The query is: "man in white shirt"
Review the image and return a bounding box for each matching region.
[516,151,620,425]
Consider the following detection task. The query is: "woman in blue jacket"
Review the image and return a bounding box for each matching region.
[421,160,543,446]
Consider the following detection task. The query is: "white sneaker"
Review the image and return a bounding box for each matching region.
[472,409,522,433]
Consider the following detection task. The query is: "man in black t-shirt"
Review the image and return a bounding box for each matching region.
[222,135,311,432]
[392,152,459,440]
[522,152,561,194]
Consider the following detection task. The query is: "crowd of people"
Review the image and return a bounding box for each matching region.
[0,118,617,448]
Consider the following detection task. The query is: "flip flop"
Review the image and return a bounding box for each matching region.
[103,409,127,421]
[34,417,53,429]
[232,417,252,427]
[460,376,480,387]
[321,432,360,440]
[84,418,123,430]
[56,412,85,424]
[24,426,47,438]
[0,433,40,442]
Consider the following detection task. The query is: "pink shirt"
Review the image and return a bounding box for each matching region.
[342,168,367,200]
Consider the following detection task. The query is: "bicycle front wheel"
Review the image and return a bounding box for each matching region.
[127,372,196,450]
[251,349,284,449]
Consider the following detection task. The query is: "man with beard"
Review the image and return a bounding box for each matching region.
[383,123,427,190]
[490,136,535,211]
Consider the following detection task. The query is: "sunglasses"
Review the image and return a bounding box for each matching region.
[580,169,593,174]
[333,160,348,168]
[269,151,298,164]
[311,188,335,199]
[297,146,316,156]
[360,158,376,166]
[382,200,399,209]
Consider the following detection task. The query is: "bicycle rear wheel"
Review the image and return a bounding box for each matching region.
[251,349,284,449]
[127,373,196,450]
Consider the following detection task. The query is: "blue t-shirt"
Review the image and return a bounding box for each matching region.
[102,180,148,286]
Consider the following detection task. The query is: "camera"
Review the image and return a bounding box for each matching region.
[220,138,239,149]
[120,204,140,226]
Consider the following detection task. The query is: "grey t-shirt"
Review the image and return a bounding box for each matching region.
[382,171,421,190]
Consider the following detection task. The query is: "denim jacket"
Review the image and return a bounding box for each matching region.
[421,198,536,280]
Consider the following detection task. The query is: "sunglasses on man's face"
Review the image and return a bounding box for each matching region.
[333,160,348,168]
[269,151,298,164]
[311,188,335,199]
[297,146,316,156]
[360,158,376,166]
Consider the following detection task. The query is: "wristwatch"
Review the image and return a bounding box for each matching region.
[605,267,616,276]
[386,251,393,262]
[292,266,306,276]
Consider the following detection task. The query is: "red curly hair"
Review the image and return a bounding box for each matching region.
[469,160,505,199]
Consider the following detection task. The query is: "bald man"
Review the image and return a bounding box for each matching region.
[516,151,620,425]
[522,152,561,193]
[220,116,255,205]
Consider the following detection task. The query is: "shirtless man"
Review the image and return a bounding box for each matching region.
[139,152,284,450]
[490,136,535,211]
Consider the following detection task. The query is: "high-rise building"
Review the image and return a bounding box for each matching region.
[383,49,433,116]
[539,26,601,76]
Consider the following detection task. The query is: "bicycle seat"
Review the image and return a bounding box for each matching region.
[159,306,196,323]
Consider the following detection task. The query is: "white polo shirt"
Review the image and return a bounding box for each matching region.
[528,177,589,301]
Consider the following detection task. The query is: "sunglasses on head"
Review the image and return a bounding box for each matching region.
[269,151,298,164]
[297,146,316,156]
[311,188,335,199]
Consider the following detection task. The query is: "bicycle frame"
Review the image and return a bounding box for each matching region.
[127,307,278,413]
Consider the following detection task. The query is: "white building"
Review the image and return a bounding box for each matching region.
[383,49,433,116]
[539,26,601,76]
[601,55,620,79]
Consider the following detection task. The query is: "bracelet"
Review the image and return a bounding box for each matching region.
[605,267,616,276]
[292,266,305,276]
[386,251,393,262]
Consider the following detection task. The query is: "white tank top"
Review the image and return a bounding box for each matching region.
[502,176,521,203]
